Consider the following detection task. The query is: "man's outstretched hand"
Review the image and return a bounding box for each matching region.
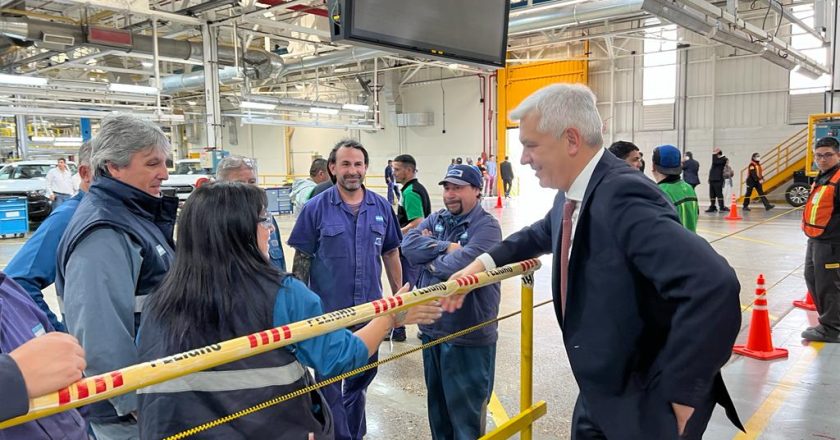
[443,259,487,313]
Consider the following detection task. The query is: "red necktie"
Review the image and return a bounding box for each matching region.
[560,200,576,318]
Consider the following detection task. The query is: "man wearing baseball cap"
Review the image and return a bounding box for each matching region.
[400,164,502,439]
[653,145,700,232]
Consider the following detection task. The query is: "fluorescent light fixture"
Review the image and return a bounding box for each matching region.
[108,83,158,95]
[342,104,370,112]
[240,101,277,110]
[761,50,797,70]
[55,136,83,143]
[187,100,197,106]
[0,74,48,86]
[141,61,153,68]
[309,107,340,115]
[31,136,54,142]
[510,0,588,17]
[795,64,823,80]
[55,141,83,147]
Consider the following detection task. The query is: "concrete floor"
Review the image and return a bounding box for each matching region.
[0,194,833,440]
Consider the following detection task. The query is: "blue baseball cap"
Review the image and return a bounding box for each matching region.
[439,164,483,189]
[653,144,682,175]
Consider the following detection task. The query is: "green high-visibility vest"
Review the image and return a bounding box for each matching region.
[658,179,699,232]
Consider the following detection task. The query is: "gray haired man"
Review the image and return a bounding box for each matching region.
[56,114,178,439]
[216,155,287,271]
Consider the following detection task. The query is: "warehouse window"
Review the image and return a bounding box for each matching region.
[643,21,678,105]
[789,4,830,95]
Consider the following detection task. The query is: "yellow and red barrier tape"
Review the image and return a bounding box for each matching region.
[0,259,541,430]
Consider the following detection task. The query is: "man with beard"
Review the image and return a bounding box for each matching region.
[401,164,502,439]
[288,139,403,440]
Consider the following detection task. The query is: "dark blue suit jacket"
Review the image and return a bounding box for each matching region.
[488,152,743,438]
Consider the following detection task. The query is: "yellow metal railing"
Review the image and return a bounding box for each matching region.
[738,127,808,201]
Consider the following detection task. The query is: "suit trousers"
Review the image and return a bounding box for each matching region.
[804,239,840,334]
[502,179,512,197]
[571,391,716,440]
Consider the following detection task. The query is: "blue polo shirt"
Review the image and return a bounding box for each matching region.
[288,186,401,313]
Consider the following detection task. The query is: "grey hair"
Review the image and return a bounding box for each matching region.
[78,141,93,167]
[216,155,257,181]
[90,114,170,178]
[509,83,604,147]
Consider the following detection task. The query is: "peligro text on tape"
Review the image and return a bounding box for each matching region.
[150,345,223,368]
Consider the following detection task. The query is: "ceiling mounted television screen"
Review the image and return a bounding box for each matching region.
[328,0,510,69]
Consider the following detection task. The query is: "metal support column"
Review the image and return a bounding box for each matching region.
[80,118,92,142]
[202,23,223,149]
[15,115,27,160]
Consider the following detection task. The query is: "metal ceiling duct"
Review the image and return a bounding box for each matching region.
[508,0,646,35]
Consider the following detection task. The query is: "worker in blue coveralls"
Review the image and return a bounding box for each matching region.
[5,141,93,332]
[401,164,502,439]
[216,155,286,271]
[288,138,403,440]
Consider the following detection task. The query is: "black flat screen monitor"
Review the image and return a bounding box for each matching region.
[329,0,509,69]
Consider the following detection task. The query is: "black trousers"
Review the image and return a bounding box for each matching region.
[744,182,772,209]
[502,179,512,196]
[571,393,716,440]
[709,182,725,209]
[804,239,840,334]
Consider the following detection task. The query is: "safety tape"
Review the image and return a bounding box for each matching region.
[708,206,803,244]
[0,259,541,430]
[164,299,556,440]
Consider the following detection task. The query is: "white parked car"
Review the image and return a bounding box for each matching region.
[162,159,214,202]
[0,160,78,221]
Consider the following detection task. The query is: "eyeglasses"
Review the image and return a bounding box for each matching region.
[258,215,274,230]
[815,152,837,160]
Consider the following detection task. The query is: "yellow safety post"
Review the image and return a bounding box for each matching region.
[520,271,535,440]
[481,271,546,440]
[0,259,541,430]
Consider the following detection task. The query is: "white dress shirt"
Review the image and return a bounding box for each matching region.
[477,148,605,270]
[46,167,75,196]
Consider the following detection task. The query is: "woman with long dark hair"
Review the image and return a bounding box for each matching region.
[137,182,441,439]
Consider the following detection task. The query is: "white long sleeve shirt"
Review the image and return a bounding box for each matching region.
[46,167,75,196]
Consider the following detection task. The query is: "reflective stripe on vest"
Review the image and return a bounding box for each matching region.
[137,363,306,394]
[803,169,840,237]
[57,294,147,314]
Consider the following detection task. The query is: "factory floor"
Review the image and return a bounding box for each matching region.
[0,191,834,440]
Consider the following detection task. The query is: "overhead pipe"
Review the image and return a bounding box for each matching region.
[508,0,646,35]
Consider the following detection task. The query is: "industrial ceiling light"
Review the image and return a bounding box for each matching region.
[509,0,588,17]
[55,136,83,143]
[240,101,277,110]
[55,141,83,147]
[0,74,48,87]
[342,104,370,112]
[108,83,158,95]
[794,64,823,80]
[760,49,797,70]
[641,0,713,35]
[309,107,340,115]
[31,136,54,142]
[708,25,763,53]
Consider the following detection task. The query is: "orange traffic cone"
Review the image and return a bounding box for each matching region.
[495,194,503,209]
[793,291,817,311]
[724,194,742,220]
[733,274,788,360]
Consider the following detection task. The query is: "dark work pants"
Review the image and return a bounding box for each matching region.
[804,239,840,334]
[503,179,512,197]
[571,392,716,440]
[420,335,496,440]
[316,352,378,440]
[744,182,772,209]
[709,182,725,209]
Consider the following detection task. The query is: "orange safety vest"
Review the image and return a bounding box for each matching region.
[749,161,763,180]
[803,169,840,238]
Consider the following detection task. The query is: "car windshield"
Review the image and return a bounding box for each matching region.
[0,163,79,180]
[173,162,204,175]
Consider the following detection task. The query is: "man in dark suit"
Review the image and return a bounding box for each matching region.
[446,84,743,440]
